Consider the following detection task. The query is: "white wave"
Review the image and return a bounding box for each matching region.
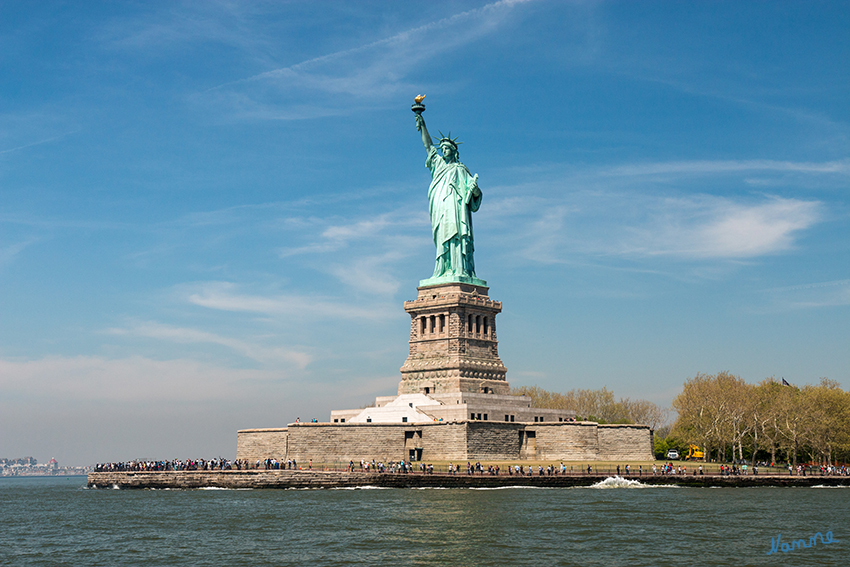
[589,476,649,489]
[811,484,849,488]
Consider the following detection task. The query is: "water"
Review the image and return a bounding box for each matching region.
[1,476,847,566]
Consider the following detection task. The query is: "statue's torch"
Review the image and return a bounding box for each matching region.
[412,94,426,115]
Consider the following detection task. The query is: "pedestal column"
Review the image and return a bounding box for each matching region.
[399,282,509,395]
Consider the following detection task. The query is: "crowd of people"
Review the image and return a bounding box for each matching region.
[94,458,245,472]
[347,460,605,476]
[653,462,700,475]
[348,460,421,473]
[260,459,311,470]
[94,458,312,472]
[788,463,849,476]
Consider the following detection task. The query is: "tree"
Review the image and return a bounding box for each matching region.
[775,383,808,467]
[510,385,665,427]
[803,379,850,465]
[751,378,784,465]
[671,373,730,461]
[623,399,666,430]
[670,373,849,466]
[720,374,753,462]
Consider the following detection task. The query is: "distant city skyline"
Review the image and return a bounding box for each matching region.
[1,1,848,466]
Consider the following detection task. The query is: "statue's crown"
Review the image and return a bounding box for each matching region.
[436,130,461,149]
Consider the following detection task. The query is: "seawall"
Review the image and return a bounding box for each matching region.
[87,470,850,490]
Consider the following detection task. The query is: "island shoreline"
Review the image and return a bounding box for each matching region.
[87,470,850,489]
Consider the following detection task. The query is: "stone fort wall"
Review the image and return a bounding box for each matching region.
[597,424,655,461]
[237,421,653,463]
[237,428,289,462]
[530,421,600,461]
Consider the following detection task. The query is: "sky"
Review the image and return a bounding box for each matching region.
[1,1,848,466]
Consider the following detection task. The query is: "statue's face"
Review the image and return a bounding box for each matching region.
[441,142,456,161]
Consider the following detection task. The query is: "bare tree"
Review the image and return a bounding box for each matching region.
[672,373,726,459]
[803,379,850,465]
[511,385,665,427]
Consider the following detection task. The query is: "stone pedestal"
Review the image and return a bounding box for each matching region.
[398,282,509,395]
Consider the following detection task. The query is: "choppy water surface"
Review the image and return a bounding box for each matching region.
[1,476,847,566]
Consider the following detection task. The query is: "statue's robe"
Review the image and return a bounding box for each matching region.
[426,145,482,278]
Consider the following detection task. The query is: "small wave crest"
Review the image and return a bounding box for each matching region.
[811,484,849,489]
[589,476,647,489]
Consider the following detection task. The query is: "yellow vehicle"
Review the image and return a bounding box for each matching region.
[686,445,705,461]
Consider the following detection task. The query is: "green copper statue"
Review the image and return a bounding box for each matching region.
[413,96,485,287]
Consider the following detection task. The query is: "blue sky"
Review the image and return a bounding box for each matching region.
[1,1,848,466]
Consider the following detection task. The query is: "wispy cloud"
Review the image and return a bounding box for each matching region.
[0,131,77,155]
[324,251,410,296]
[279,211,427,257]
[171,202,291,228]
[491,190,821,265]
[622,195,822,258]
[484,155,833,267]
[186,281,395,320]
[273,209,427,294]
[108,321,312,368]
[763,279,850,310]
[0,110,78,159]
[196,0,535,119]
[607,159,850,177]
[0,355,278,403]
[102,0,277,60]
[0,239,38,267]
[0,213,134,231]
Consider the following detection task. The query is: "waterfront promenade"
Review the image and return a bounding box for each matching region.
[87,469,850,489]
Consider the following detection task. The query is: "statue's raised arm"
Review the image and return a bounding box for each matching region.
[412,94,433,151]
[415,113,432,151]
[411,96,486,287]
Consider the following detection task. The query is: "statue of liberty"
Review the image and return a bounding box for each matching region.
[413,97,485,286]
